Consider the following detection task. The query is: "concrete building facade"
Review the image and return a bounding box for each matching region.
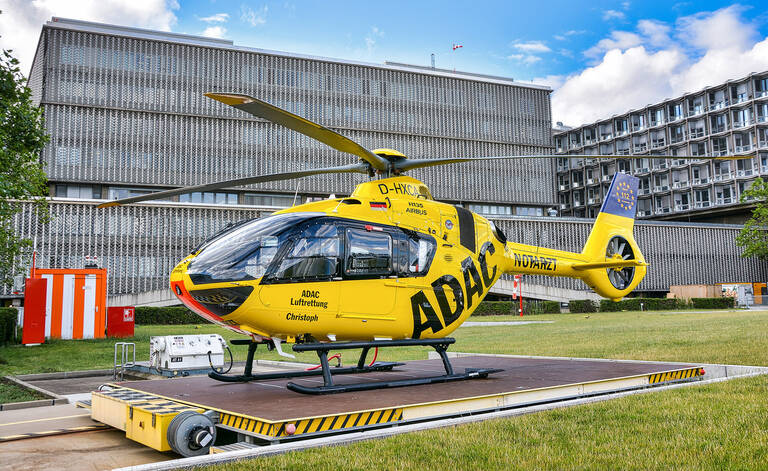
[554,71,768,223]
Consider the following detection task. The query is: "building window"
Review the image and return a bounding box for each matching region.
[55,184,100,199]
[467,203,513,216]
[243,193,296,207]
[179,192,238,205]
[514,206,544,217]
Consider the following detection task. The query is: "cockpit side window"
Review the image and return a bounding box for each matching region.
[406,233,436,276]
[268,223,341,282]
[344,228,392,277]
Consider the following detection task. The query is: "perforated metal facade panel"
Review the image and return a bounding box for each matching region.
[33,23,554,204]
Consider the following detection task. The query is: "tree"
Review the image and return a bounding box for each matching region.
[736,178,768,260]
[0,46,49,287]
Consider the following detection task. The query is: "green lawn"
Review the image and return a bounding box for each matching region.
[0,377,47,403]
[2,310,767,378]
[2,310,767,468]
[208,374,768,471]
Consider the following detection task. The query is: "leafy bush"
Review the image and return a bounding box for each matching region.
[473,302,514,316]
[541,301,561,314]
[473,300,561,316]
[691,297,735,309]
[569,300,597,313]
[600,297,686,312]
[0,307,18,345]
[134,306,209,325]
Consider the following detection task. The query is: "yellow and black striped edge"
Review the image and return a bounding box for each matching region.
[649,367,703,384]
[0,424,109,442]
[220,407,404,438]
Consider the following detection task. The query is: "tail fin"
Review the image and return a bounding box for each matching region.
[575,173,647,300]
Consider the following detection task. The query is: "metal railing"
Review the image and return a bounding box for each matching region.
[114,342,136,381]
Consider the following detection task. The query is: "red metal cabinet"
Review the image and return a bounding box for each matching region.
[107,306,135,338]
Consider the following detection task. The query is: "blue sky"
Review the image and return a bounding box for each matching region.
[1,0,767,125]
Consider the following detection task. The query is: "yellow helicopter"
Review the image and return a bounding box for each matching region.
[100,93,732,394]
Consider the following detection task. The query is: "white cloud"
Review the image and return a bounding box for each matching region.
[199,13,229,24]
[202,25,226,39]
[507,53,542,65]
[364,26,384,55]
[602,10,625,21]
[584,31,643,59]
[0,0,179,74]
[241,5,267,26]
[513,41,551,53]
[552,6,768,127]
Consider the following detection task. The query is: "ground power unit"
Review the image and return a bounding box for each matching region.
[150,334,228,371]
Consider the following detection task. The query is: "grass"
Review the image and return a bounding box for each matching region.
[207,374,768,471]
[0,377,47,404]
[1,310,767,467]
[2,310,768,377]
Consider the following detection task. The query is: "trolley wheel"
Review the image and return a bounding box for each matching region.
[166,411,216,457]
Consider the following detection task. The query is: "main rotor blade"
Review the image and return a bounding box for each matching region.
[206,93,389,172]
[98,163,370,208]
[395,153,753,172]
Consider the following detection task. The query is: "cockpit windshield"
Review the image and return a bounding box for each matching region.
[187,212,321,284]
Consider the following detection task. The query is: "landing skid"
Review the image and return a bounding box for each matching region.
[208,339,403,383]
[211,338,502,395]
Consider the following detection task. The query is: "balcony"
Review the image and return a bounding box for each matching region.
[689,129,706,139]
[733,95,750,104]
[600,133,613,141]
[601,174,613,182]
[732,120,754,129]
[710,123,728,133]
[668,115,683,123]
[654,185,671,192]
[584,138,597,146]
[761,165,768,174]
[672,180,690,189]
[569,142,583,150]
[559,203,570,210]
[652,162,669,170]
[688,107,704,117]
[556,146,565,153]
[557,164,570,172]
[655,206,672,214]
[588,197,601,205]
[573,200,585,208]
[692,177,710,185]
[759,140,768,150]
[635,167,650,175]
[670,134,686,144]
[651,140,666,149]
[638,209,652,217]
[586,177,599,186]
[633,144,648,153]
[711,149,729,157]
[675,203,690,211]
[713,172,735,182]
[736,169,755,178]
[572,181,582,189]
[717,197,735,205]
[758,116,768,123]
[735,144,754,153]
[649,119,665,128]
[559,184,570,191]
[584,158,599,166]
[757,90,768,98]
[638,187,651,195]
[671,159,688,167]
[615,130,628,137]
[694,201,712,208]
[709,101,729,111]
[616,149,630,155]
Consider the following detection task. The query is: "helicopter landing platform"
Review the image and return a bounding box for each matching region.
[91,355,703,451]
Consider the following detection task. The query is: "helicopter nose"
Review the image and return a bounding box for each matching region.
[171,280,254,323]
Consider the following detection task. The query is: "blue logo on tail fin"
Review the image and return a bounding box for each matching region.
[599,173,639,218]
